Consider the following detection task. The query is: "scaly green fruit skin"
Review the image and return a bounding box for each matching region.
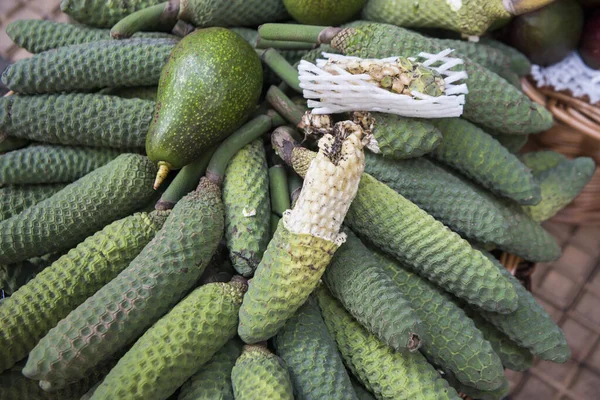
[344,172,518,313]
[146,28,263,171]
[177,338,243,400]
[0,184,66,221]
[292,146,557,262]
[223,140,271,277]
[478,37,532,76]
[496,69,523,89]
[443,371,510,400]
[60,0,165,27]
[6,19,178,54]
[429,118,541,205]
[491,132,528,153]
[273,296,358,400]
[437,165,561,262]
[90,281,245,400]
[0,211,168,374]
[373,247,505,391]
[23,178,224,388]
[283,0,366,25]
[2,38,177,94]
[364,153,510,245]
[0,94,154,149]
[479,251,570,362]
[238,219,338,343]
[361,0,510,36]
[463,308,533,371]
[0,145,123,186]
[333,22,553,134]
[519,150,567,174]
[435,37,519,83]
[232,345,294,400]
[301,44,338,63]
[180,0,289,28]
[368,113,442,159]
[98,86,158,101]
[523,157,596,222]
[0,362,111,400]
[323,232,422,352]
[0,253,62,295]
[0,154,156,265]
[316,286,461,400]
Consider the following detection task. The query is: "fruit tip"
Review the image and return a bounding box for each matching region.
[110,30,129,40]
[153,163,170,190]
[407,333,422,352]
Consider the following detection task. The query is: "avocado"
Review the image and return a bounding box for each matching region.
[146,27,263,188]
[507,0,584,66]
[283,0,366,25]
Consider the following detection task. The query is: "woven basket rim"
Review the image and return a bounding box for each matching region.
[521,77,600,226]
[521,78,600,142]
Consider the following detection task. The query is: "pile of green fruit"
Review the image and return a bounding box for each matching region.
[0,0,597,399]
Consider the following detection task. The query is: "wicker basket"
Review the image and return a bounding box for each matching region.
[521,78,600,225]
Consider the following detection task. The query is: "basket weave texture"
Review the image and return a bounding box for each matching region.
[522,78,600,225]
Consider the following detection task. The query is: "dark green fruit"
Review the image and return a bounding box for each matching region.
[508,0,584,66]
[579,11,600,69]
[578,0,600,7]
[146,27,262,188]
[283,0,366,25]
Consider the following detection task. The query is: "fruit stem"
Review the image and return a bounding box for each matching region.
[153,162,172,190]
[256,48,302,93]
[503,0,557,15]
[288,170,303,208]
[271,126,301,167]
[155,146,216,210]
[205,111,284,186]
[269,165,290,217]
[110,1,178,39]
[266,85,305,126]
[255,37,317,50]
[258,24,340,44]
[270,213,280,238]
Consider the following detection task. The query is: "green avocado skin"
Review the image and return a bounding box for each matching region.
[146,27,263,170]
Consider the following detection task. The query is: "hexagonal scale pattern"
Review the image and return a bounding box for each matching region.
[0,153,157,264]
[90,281,244,400]
[22,178,224,388]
